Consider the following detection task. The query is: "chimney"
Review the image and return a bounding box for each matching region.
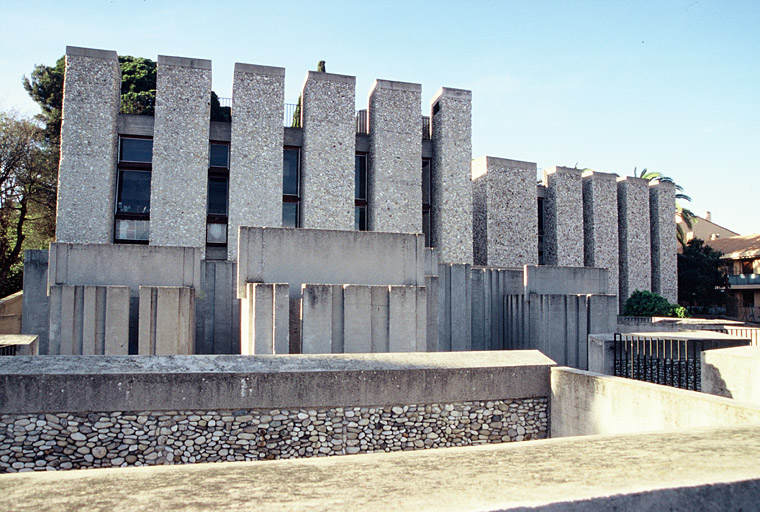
[705,211,712,222]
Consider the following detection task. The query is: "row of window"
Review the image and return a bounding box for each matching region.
[114,137,434,249]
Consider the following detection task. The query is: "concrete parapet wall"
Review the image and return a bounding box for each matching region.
[617,176,652,308]
[702,346,760,405]
[582,171,619,298]
[138,286,195,355]
[301,71,356,230]
[649,181,677,302]
[551,366,760,438]
[368,79,422,233]
[543,167,584,267]
[240,283,288,354]
[436,263,472,351]
[524,265,608,296]
[195,260,240,354]
[227,63,285,260]
[56,46,121,244]
[0,291,22,334]
[150,54,211,251]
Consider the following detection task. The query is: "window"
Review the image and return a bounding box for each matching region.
[537,197,545,265]
[355,153,368,230]
[115,137,152,243]
[283,147,300,227]
[207,142,229,247]
[421,158,431,246]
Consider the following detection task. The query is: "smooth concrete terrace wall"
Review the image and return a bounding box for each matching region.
[0,351,554,415]
[3,426,760,512]
[237,227,425,299]
[702,346,760,405]
[550,366,760,438]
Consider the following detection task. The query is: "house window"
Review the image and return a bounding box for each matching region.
[422,158,431,247]
[207,142,229,247]
[115,136,152,243]
[283,147,300,228]
[537,197,545,265]
[355,153,368,231]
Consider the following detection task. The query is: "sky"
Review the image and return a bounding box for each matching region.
[1,0,758,235]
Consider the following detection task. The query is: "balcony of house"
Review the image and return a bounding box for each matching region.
[728,273,760,288]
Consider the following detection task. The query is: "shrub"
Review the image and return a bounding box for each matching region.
[622,290,689,318]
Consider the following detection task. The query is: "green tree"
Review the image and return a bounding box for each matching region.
[0,113,57,296]
[677,238,729,310]
[22,56,65,146]
[119,56,157,115]
[633,167,695,248]
[622,290,688,318]
[292,60,326,128]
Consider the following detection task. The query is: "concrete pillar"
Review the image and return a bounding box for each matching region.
[543,167,584,267]
[301,284,342,354]
[150,55,211,251]
[57,46,121,244]
[241,283,273,354]
[582,171,619,297]
[388,286,417,352]
[370,286,390,353]
[472,157,538,267]
[138,286,195,355]
[617,177,652,309]
[228,63,285,260]
[343,285,372,353]
[273,283,289,354]
[368,79,422,233]
[425,274,439,352]
[430,87,473,264]
[300,71,356,230]
[104,286,130,355]
[650,181,678,303]
[48,285,82,355]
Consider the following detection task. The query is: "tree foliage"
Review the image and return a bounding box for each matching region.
[677,238,728,308]
[622,290,688,318]
[119,56,157,115]
[292,60,326,128]
[633,167,695,248]
[22,57,65,147]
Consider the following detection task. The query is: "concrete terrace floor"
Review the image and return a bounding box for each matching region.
[1,425,759,511]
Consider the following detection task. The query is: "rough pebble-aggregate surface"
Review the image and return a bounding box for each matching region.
[0,398,548,472]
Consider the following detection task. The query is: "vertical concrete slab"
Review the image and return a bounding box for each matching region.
[471,269,485,351]
[472,157,538,267]
[370,286,390,353]
[543,166,584,266]
[588,294,618,335]
[82,286,105,355]
[301,284,334,354]
[425,275,439,352]
[618,177,652,309]
[53,285,83,355]
[415,286,427,352]
[57,46,120,244]
[228,63,285,260]
[300,71,356,230]
[582,171,619,298]
[138,286,155,355]
[343,285,372,353]
[151,55,211,251]
[650,181,678,303]
[430,87,473,264]
[273,283,290,354]
[22,250,50,354]
[368,79,422,233]
[331,285,344,354]
[388,286,417,352]
[104,286,130,355]
[450,263,472,351]
[253,283,275,354]
[437,264,452,351]
[138,286,195,355]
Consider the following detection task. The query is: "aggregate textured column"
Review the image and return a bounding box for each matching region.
[617,177,652,309]
[650,181,677,303]
[150,55,211,252]
[582,171,619,297]
[56,46,121,244]
[472,157,538,267]
[368,80,422,233]
[300,71,356,230]
[228,63,285,260]
[430,88,473,264]
[543,167,584,267]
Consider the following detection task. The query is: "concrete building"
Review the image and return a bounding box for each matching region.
[21,46,677,363]
[705,233,760,323]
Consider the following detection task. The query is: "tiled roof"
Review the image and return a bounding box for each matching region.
[704,233,760,259]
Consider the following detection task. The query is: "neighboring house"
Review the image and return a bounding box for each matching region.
[705,233,760,323]
[678,211,740,242]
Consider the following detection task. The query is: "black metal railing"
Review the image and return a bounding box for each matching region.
[0,345,17,356]
[422,116,431,140]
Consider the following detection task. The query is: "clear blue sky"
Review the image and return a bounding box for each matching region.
[1,0,758,235]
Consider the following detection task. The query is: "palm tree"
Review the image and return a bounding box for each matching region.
[634,167,695,248]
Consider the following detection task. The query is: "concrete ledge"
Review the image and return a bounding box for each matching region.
[305,70,355,84]
[524,265,608,296]
[117,114,155,136]
[0,335,38,355]
[431,87,472,103]
[157,55,212,70]
[234,62,285,76]
[65,46,117,60]
[371,79,422,93]
[0,350,555,414]
[702,346,760,405]
[1,425,758,511]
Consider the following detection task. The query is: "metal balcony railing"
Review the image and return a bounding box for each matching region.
[728,274,760,286]
[284,103,299,127]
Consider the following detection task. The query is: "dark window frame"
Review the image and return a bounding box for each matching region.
[422,157,432,247]
[207,141,230,247]
[114,135,153,244]
[355,153,368,231]
[283,146,301,228]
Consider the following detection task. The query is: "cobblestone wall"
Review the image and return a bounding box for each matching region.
[0,398,547,473]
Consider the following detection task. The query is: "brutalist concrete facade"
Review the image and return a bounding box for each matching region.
[56,46,121,244]
[649,181,677,303]
[227,63,285,260]
[150,55,211,251]
[301,71,356,230]
[472,157,538,267]
[368,79,422,233]
[543,167,584,267]
[582,171,619,297]
[617,177,652,308]
[430,87,473,264]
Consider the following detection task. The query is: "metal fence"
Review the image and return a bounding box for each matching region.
[217,97,231,108]
[284,103,298,127]
[0,345,16,356]
[356,109,368,134]
[613,333,749,391]
[422,116,431,140]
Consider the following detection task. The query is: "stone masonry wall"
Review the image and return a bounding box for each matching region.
[431,87,473,264]
[0,398,548,472]
[301,71,356,230]
[150,55,211,252]
[582,171,619,298]
[368,79,422,233]
[56,46,121,244]
[228,63,285,260]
